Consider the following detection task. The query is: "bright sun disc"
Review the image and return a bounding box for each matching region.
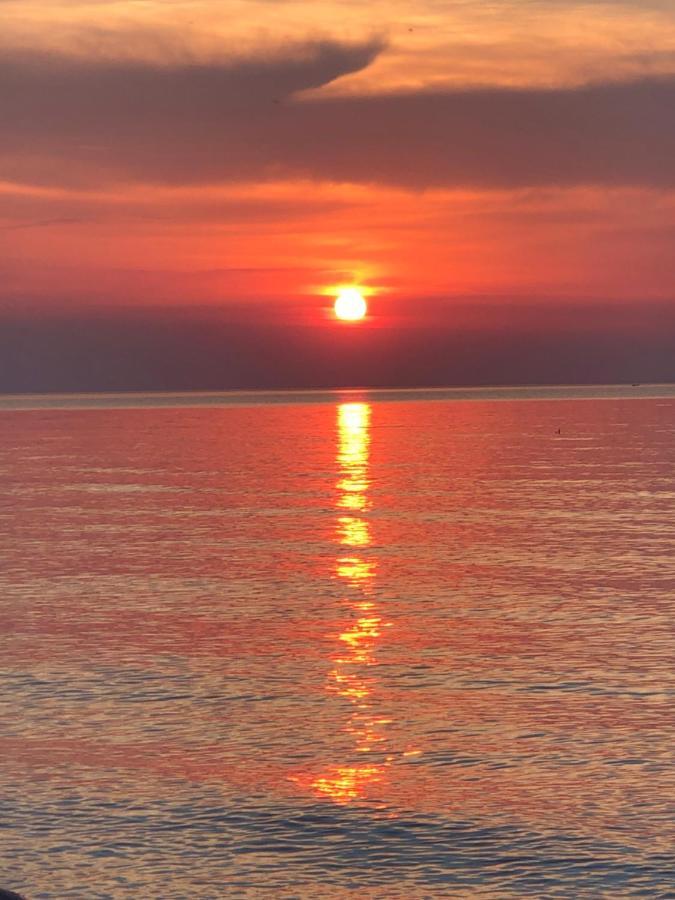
[334,289,367,321]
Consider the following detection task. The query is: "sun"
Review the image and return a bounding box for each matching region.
[334,288,367,322]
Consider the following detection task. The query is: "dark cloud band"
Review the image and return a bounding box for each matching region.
[1,41,674,188]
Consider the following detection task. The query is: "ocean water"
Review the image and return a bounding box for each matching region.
[2,386,674,899]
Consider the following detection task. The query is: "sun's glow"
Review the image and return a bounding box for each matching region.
[334,288,367,321]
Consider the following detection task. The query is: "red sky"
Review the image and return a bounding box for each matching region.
[1,0,675,389]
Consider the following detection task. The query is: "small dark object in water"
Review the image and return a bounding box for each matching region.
[0,889,25,900]
[556,428,561,434]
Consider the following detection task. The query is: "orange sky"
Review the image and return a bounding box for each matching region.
[1,0,675,387]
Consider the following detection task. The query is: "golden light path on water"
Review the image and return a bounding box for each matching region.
[312,403,385,802]
[304,401,421,805]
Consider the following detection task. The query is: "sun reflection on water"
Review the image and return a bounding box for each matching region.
[335,557,376,582]
[300,402,398,804]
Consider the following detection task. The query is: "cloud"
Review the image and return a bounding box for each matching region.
[0,179,355,228]
[1,41,675,189]
[2,298,674,393]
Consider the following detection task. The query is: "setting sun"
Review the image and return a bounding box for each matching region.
[334,288,367,321]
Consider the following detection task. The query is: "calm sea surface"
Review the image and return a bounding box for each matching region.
[2,387,675,898]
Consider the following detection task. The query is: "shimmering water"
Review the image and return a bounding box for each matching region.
[2,387,675,899]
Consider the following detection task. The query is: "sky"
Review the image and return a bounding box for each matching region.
[1,0,675,391]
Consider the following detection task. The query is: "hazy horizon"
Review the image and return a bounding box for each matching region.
[2,295,674,393]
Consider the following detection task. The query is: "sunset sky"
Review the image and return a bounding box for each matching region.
[2,0,675,390]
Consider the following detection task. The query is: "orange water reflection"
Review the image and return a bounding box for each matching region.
[304,402,397,804]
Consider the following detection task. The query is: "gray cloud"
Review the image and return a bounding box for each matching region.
[1,41,675,188]
[2,298,674,393]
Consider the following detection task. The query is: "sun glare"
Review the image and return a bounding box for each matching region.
[334,288,367,321]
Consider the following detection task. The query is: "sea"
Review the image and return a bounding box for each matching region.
[2,385,674,899]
